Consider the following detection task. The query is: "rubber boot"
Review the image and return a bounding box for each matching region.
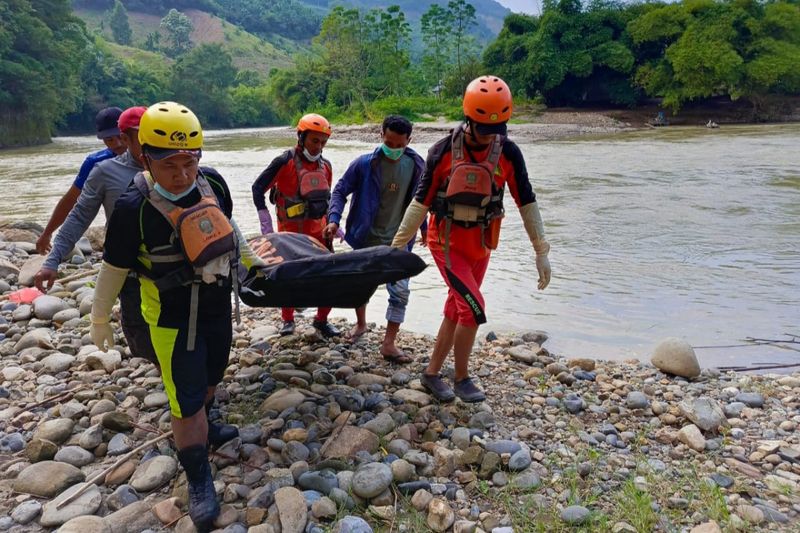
[205,401,238,447]
[177,445,220,532]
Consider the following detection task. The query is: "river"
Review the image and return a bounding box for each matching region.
[1,124,798,368]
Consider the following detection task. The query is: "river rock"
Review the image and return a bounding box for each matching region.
[153,497,183,524]
[58,515,110,533]
[13,461,85,497]
[107,433,133,456]
[427,498,455,532]
[14,327,52,351]
[85,350,122,373]
[41,352,76,373]
[102,411,133,431]
[32,294,69,320]
[10,500,42,524]
[17,254,46,286]
[690,521,722,533]
[34,418,75,444]
[259,388,305,414]
[734,392,764,408]
[79,424,104,449]
[322,425,379,459]
[561,505,591,524]
[509,449,532,471]
[55,446,95,467]
[274,486,307,533]
[0,432,24,452]
[651,337,700,378]
[393,388,432,406]
[130,455,178,492]
[0,257,19,277]
[53,308,81,323]
[678,398,727,432]
[626,391,650,410]
[103,499,160,532]
[333,516,373,533]
[352,462,392,499]
[736,504,765,524]
[26,438,58,462]
[40,482,102,527]
[107,484,140,511]
[143,391,169,408]
[678,424,706,452]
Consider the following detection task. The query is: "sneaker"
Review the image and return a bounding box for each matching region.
[280,320,295,336]
[313,320,341,338]
[177,446,220,531]
[208,421,239,447]
[454,377,486,403]
[420,373,455,402]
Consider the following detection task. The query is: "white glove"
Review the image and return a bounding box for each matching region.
[391,200,429,249]
[90,317,115,352]
[519,202,552,290]
[536,253,551,290]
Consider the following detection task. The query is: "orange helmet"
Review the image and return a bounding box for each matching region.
[463,76,513,126]
[297,113,332,136]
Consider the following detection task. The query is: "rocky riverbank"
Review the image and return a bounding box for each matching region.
[0,220,798,533]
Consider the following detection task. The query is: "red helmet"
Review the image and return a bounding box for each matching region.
[463,76,513,125]
[297,113,332,136]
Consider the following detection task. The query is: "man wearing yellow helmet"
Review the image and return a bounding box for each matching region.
[89,102,249,530]
[251,112,341,338]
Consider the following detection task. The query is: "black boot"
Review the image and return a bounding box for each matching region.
[205,401,239,447]
[177,445,220,532]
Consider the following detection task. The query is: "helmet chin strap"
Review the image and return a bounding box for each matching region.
[464,119,489,151]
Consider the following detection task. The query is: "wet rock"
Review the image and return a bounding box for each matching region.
[13,461,85,497]
[651,338,700,378]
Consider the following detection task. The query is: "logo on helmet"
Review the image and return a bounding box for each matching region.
[490,113,498,122]
[170,130,187,144]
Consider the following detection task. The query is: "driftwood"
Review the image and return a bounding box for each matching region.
[56,430,174,509]
[318,410,352,457]
[26,385,86,410]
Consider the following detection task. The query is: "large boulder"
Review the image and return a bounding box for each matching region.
[13,461,85,497]
[651,338,700,378]
[17,254,46,287]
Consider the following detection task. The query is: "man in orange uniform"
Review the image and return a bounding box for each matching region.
[251,113,341,337]
[391,76,552,402]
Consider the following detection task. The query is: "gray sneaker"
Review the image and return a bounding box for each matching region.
[454,377,485,403]
[421,373,455,402]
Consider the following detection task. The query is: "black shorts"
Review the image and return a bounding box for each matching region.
[119,276,158,364]
[149,317,232,419]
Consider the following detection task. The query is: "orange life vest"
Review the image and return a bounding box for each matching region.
[274,149,331,222]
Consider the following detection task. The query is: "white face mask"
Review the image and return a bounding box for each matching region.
[302,147,321,162]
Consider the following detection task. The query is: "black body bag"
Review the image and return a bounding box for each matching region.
[239,232,427,308]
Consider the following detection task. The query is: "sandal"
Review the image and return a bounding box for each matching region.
[381,350,413,364]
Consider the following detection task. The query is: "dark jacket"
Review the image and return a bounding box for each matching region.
[328,146,426,250]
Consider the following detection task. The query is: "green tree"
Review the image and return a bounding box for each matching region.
[160,8,194,57]
[0,0,90,146]
[109,0,132,45]
[447,0,479,95]
[421,4,453,93]
[171,43,237,126]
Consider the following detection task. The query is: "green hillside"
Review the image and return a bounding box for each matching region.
[76,7,294,73]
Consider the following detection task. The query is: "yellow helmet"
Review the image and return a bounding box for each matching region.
[138,102,203,151]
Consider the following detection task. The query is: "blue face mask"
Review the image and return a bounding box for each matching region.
[380,143,405,161]
[154,181,197,202]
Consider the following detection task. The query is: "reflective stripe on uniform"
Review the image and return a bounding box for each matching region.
[149,324,181,417]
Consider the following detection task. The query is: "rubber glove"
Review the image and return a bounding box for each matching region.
[335,227,345,242]
[258,208,274,235]
[391,200,429,249]
[90,261,130,351]
[519,202,552,290]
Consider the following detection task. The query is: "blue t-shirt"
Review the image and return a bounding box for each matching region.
[73,148,115,189]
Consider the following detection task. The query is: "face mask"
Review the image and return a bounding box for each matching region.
[380,143,405,161]
[154,181,197,202]
[302,148,321,162]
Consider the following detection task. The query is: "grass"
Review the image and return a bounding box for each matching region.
[225,394,263,425]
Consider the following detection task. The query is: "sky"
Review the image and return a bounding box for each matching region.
[495,0,538,15]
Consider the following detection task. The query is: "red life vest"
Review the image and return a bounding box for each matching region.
[433,127,505,266]
[275,149,331,222]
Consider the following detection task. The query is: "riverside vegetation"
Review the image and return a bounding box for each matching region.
[0,221,798,532]
[2,0,799,148]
